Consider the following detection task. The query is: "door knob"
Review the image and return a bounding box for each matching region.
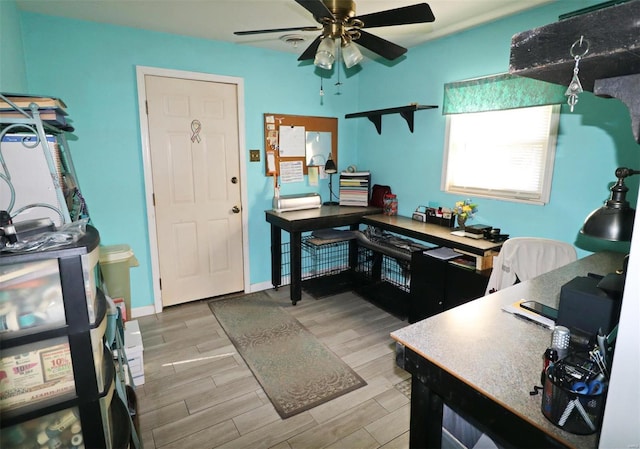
[232,206,240,213]
[231,177,238,184]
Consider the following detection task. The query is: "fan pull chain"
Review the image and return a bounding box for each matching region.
[335,46,343,95]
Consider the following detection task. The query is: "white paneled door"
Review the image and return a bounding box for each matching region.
[145,75,244,307]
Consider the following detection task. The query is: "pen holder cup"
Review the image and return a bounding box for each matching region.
[541,367,606,435]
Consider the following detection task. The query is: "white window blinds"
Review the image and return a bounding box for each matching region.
[442,104,560,204]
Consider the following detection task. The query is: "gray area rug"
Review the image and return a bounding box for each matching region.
[209,291,367,418]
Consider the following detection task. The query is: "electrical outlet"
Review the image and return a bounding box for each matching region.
[249,149,260,162]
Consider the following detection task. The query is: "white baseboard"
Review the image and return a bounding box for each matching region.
[131,305,156,318]
[131,280,288,317]
[249,280,279,293]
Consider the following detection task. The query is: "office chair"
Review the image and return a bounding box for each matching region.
[485,237,577,294]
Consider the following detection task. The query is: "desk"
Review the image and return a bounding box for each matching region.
[361,214,502,260]
[391,251,624,448]
[266,209,504,306]
[265,205,380,305]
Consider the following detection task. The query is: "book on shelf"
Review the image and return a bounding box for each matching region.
[449,256,477,270]
[1,108,68,128]
[0,94,68,113]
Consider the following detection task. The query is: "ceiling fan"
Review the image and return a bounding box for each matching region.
[234,0,435,70]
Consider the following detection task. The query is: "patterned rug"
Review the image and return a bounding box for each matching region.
[208,291,367,419]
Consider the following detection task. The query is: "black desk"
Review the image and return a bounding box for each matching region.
[266,209,504,306]
[265,205,380,305]
[391,251,624,449]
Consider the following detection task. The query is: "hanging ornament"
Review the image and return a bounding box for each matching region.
[565,36,589,112]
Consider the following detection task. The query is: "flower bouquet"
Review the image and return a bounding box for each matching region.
[453,199,478,228]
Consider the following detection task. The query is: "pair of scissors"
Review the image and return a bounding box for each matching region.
[572,380,604,395]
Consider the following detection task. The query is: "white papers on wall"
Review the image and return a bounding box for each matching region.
[305,131,332,166]
[308,166,319,186]
[279,125,306,157]
[279,161,304,183]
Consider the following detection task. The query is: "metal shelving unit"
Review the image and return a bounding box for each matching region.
[0,94,138,447]
[0,93,88,226]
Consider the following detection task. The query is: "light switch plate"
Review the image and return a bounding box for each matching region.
[249,149,260,162]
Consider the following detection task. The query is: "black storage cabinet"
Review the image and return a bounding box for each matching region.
[410,250,491,323]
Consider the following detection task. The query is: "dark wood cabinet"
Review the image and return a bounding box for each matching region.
[409,251,490,323]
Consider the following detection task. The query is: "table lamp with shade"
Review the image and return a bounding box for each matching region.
[581,167,639,241]
[554,167,637,346]
[580,167,639,295]
[324,153,339,205]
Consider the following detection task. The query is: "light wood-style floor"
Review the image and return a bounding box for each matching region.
[135,287,412,449]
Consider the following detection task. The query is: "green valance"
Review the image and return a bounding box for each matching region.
[442,73,566,114]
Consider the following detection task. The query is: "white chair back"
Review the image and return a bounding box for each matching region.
[486,237,577,294]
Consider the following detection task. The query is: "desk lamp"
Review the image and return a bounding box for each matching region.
[581,167,639,241]
[324,153,339,205]
[580,167,638,295]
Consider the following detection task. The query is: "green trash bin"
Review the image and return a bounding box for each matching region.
[99,244,139,321]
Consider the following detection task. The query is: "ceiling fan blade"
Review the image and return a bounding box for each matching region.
[234,26,320,36]
[295,0,334,21]
[297,35,322,61]
[355,3,435,28]
[355,30,407,60]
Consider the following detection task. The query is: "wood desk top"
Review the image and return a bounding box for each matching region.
[361,214,503,256]
[391,251,625,449]
[265,205,381,231]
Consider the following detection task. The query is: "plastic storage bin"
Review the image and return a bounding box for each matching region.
[0,259,65,332]
[0,337,75,411]
[0,406,83,448]
[99,245,138,321]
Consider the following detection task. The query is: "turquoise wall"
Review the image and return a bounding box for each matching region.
[0,0,27,92]
[354,1,638,256]
[11,1,640,311]
[18,12,360,310]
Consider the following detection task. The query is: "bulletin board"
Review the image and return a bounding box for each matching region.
[263,113,338,177]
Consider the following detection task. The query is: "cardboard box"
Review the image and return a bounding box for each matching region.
[124,320,144,386]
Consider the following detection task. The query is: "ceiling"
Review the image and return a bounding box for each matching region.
[16,0,554,59]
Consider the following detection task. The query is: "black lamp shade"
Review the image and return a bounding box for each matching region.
[581,168,638,242]
[581,206,636,241]
[325,155,337,174]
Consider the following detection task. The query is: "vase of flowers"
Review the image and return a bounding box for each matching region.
[453,199,478,229]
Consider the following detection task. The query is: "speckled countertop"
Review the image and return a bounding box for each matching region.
[391,251,624,449]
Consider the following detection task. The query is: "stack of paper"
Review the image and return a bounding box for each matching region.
[339,171,370,206]
[423,247,459,260]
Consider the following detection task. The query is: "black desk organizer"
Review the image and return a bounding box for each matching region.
[541,353,607,435]
[425,208,455,228]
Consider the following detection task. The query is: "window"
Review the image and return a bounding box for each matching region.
[442,104,560,204]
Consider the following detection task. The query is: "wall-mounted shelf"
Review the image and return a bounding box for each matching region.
[345,104,438,134]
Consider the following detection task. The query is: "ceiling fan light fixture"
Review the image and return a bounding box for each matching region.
[314,36,335,70]
[342,41,363,68]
